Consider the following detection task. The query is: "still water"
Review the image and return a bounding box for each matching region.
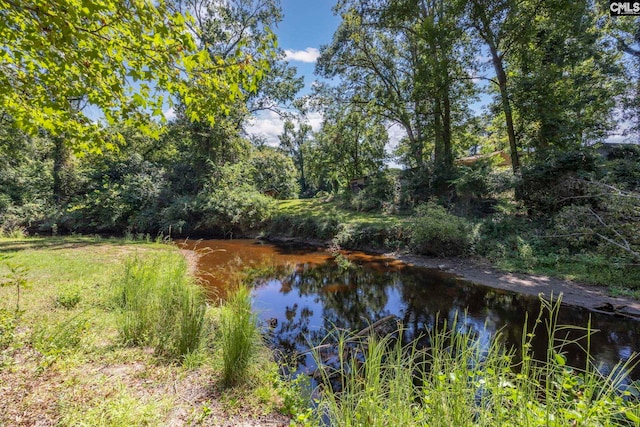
[181,239,640,380]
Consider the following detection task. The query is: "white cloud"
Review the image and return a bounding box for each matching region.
[307,111,324,132]
[245,111,285,146]
[164,107,176,121]
[245,110,325,146]
[284,47,320,63]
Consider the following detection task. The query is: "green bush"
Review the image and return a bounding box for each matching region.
[248,148,300,199]
[115,253,206,360]
[333,223,406,251]
[408,202,472,256]
[220,286,259,387]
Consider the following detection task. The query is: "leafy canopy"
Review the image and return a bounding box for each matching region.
[0,0,275,152]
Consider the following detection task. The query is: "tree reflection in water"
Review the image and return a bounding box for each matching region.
[252,259,640,380]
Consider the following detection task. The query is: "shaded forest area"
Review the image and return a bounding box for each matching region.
[1,0,639,290]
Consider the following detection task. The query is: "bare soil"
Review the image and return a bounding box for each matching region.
[391,252,640,320]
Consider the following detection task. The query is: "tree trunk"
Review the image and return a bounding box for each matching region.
[492,51,520,173]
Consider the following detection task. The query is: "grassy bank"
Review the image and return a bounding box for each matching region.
[269,199,408,250]
[268,198,640,298]
[0,236,293,426]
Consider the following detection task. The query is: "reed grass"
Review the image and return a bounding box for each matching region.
[220,285,260,386]
[313,296,640,426]
[115,252,206,360]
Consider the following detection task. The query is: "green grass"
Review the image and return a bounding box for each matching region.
[220,285,260,387]
[0,236,290,425]
[313,297,640,426]
[115,252,206,359]
[276,199,405,227]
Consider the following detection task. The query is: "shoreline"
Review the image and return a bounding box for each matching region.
[261,235,640,320]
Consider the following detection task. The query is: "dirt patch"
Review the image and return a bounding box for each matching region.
[391,253,640,320]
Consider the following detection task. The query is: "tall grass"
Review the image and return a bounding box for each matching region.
[313,297,640,426]
[220,285,260,386]
[115,253,206,360]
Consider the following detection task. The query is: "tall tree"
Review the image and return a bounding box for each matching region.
[316,0,475,177]
[466,0,544,172]
[279,116,312,195]
[509,0,624,155]
[311,99,388,190]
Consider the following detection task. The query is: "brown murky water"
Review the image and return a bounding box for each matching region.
[182,239,640,381]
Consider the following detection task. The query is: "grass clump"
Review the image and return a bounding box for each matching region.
[220,285,259,387]
[115,253,206,360]
[313,296,640,426]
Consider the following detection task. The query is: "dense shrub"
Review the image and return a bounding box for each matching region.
[605,144,640,191]
[333,223,406,251]
[517,150,602,214]
[248,149,300,199]
[268,214,340,240]
[348,172,395,212]
[195,185,275,236]
[408,202,472,256]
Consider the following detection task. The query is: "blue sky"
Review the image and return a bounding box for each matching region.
[276,0,341,94]
[245,1,341,145]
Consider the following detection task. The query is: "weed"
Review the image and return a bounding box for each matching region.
[55,284,82,309]
[220,285,259,387]
[115,253,206,360]
[312,295,640,426]
[0,308,16,350]
[32,312,89,358]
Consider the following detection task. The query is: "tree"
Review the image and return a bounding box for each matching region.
[608,14,640,141]
[508,0,624,155]
[279,115,312,195]
[311,98,387,190]
[316,0,475,177]
[466,0,544,172]
[248,147,300,199]
[0,0,273,151]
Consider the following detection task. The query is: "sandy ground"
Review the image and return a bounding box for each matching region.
[391,252,640,320]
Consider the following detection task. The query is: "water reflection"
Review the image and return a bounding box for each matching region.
[186,239,640,380]
[253,260,640,380]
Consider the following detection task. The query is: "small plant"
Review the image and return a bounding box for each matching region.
[55,284,82,309]
[220,285,259,387]
[0,256,30,313]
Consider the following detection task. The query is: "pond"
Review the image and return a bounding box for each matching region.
[181,239,640,381]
